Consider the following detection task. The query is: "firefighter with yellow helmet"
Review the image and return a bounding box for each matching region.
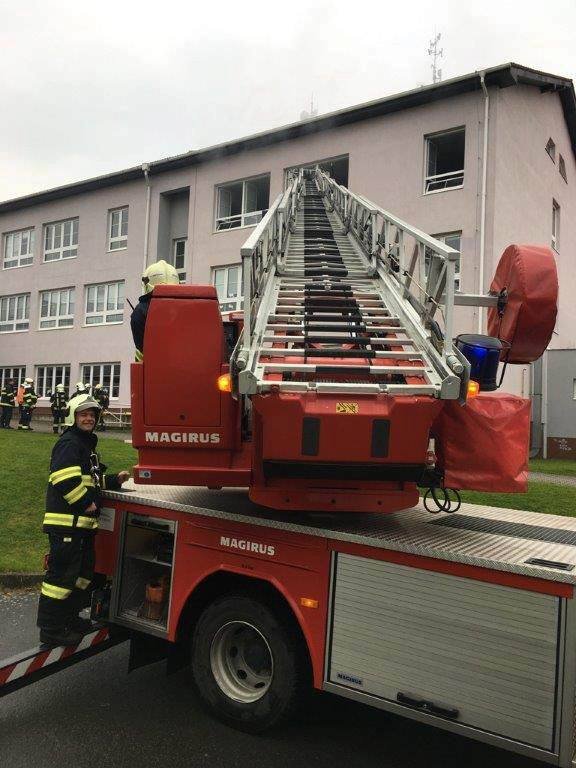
[130,259,179,362]
[36,394,130,646]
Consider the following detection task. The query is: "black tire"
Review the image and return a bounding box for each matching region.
[191,594,308,732]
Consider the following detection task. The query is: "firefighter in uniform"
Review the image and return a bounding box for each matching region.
[50,384,68,434]
[68,381,89,404]
[130,260,179,362]
[92,383,109,431]
[0,377,16,428]
[37,395,130,646]
[18,380,38,430]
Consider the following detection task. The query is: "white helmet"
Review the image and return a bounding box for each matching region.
[64,394,101,427]
[24,377,34,385]
[142,260,179,294]
[56,384,65,393]
[75,382,87,392]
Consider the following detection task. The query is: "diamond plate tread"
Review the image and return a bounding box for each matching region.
[103,482,576,585]
[432,514,576,546]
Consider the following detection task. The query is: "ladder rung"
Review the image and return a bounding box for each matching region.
[262,363,427,375]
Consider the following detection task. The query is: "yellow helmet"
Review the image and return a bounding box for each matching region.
[56,384,65,393]
[64,394,101,427]
[142,260,179,294]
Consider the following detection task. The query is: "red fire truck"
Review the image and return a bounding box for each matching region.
[2,169,571,767]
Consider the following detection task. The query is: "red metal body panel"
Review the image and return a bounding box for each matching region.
[95,498,572,693]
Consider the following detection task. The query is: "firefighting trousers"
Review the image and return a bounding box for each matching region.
[19,407,32,429]
[37,534,95,630]
[52,411,66,431]
[0,405,13,427]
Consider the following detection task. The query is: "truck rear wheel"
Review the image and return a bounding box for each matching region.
[191,594,307,732]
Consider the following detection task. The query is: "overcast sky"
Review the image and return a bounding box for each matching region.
[1,0,574,202]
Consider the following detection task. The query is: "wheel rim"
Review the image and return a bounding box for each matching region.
[210,620,273,703]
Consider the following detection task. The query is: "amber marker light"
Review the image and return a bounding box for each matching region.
[300,597,319,609]
[217,374,232,392]
[467,380,480,399]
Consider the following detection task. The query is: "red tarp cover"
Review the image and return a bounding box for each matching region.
[487,244,558,363]
[433,393,530,493]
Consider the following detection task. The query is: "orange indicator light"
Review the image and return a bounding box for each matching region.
[467,380,480,399]
[217,374,232,392]
[300,597,319,609]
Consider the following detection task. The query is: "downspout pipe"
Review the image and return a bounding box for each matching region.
[142,163,151,273]
[478,72,489,333]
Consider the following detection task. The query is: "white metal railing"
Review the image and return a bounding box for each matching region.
[233,170,304,376]
[215,209,268,231]
[314,167,459,361]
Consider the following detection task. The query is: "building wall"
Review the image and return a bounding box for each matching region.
[0,83,572,408]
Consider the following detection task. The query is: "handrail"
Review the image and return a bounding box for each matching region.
[314,167,459,359]
[235,169,304,373]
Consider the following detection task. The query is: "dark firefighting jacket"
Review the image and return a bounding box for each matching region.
[130,292,152,362]
[93,388,110,410]
[22,389,38,409]
[0,384,16,407]
[44,425,121,535]
[50,391,68,414]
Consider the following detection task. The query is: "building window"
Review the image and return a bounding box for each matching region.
[44,218,78,262]
[212,264,243,313]
[36,365,70,398]
[552,200,560,252]
[81,362,121,399]
[0,293,30,333]
[425,232,462,291]
[546,138,556,162]
[39,288,75,329]
[559,155,567,183]
[85,281,125,325]
[3,228,34,269]
[108,207,128,251]
[424,128,465,193]
[170,238,187,283]
[0,366,26,389]
[216,175,270,231]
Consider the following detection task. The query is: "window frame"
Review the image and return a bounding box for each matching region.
[171,237,187,283]
[423,128,466,195]
[215,174,270,232]
[425,232,462,292]
[3,228,35,270]
[0,366,26,389]
[35,365,71,399]
[43,218,79,262]
[84,281,125,326]
[108,207,129,252]
[552,200,560,253]
[81,362,121,399]
[39,287,75,330]
[212,264,243,313]
[0,293,30,333]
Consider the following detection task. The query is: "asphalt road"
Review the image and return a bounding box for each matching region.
[1,590,548,768]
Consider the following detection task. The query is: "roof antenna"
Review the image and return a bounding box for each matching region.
[428,33,443,83]
[300,95,318,121]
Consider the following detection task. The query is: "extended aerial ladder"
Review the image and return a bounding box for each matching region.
[132,166,557,514]
[234,167,466,401]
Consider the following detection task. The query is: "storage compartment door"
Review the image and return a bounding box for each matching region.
[328,554,560,750]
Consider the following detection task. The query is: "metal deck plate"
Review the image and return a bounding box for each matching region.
[103,483,576,584]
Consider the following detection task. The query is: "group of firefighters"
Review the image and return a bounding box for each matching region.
[0,378,110,433]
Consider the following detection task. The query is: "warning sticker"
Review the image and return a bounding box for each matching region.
[336,402,359,414]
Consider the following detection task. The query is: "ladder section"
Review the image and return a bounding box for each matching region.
[242,175,445,395]
[235,169,464,399]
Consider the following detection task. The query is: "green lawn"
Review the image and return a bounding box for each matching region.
[528,458,576,477]
[1,430,576,573]
[0,430,137,573]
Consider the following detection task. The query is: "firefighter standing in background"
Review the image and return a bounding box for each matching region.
[130,260,180,362]
[0,378,16,429]
[36,395,130,646]
[92,383,110,431]
[18,380,38,431]
[50,384,68,434]
[68,382,89,404]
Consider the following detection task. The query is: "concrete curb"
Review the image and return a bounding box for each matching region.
[0,573,43,588]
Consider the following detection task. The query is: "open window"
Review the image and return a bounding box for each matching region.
[215,175,270,231]
[425,129,465,193]
[286,155,349,187]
